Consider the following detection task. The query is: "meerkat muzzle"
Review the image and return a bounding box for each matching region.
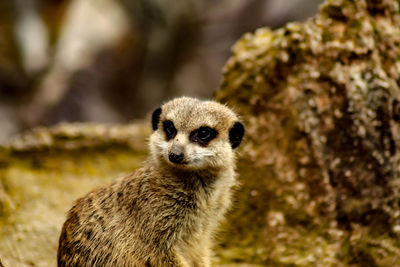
[168,152,184,163]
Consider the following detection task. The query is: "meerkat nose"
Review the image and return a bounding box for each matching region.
[169,152,184,164]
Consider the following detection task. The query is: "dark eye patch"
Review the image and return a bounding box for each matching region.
[190,127,218,146]
[163,120,177,140]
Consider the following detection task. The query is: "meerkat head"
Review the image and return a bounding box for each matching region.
[149,97,244,171]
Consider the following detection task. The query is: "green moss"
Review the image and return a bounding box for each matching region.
[0,122,151,266]
[0,147,147,266]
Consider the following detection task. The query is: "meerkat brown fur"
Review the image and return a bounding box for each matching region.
[57,97,245,266]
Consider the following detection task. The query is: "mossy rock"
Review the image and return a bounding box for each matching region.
[0,123,149,266]
[216,0,400,265]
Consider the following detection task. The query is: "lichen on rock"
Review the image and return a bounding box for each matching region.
[216,0,400,265]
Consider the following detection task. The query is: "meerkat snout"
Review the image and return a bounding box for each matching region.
[169,147,184,164]
[58,97,244,267]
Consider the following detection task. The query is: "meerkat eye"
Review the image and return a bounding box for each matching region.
[163,120,177,140]
[190,127,218,146]
[198,128,212,140]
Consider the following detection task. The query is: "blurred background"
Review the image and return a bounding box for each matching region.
[0,0,323,143]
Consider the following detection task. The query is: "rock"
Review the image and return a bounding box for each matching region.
[216,0,400,265]
[0,122,148,266]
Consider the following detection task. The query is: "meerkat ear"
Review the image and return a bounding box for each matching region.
[229,121,245,149]
[152,107,162,131]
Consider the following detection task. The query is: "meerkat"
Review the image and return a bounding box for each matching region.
[57,97,245,267]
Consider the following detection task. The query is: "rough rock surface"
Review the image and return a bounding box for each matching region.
[216,0,400,265]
